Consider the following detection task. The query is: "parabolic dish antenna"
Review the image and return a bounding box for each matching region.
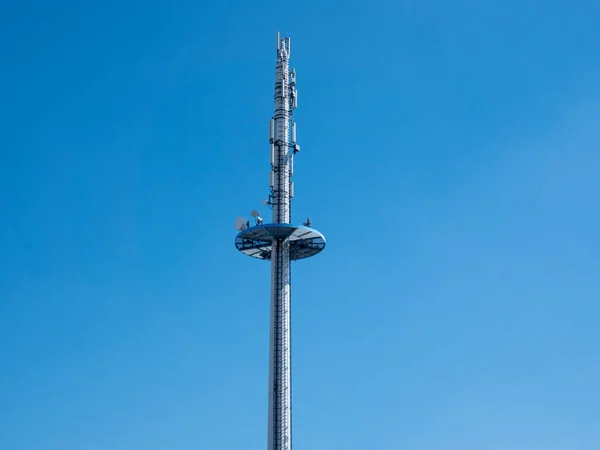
[263,199,269,206]
[235,217,247,231]
[250,210,260,218]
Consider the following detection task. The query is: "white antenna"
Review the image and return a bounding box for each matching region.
[235,216,248,231]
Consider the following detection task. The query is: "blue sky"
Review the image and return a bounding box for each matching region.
[1,1,599,449]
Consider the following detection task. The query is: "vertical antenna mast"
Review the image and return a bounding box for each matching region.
[270,34,297,225]
[267,34,293,450]
[234,32,325,450]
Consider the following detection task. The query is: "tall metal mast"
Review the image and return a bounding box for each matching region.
[268,32,294,450]
[234,32,325,450]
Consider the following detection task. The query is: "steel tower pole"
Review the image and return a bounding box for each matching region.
[268,35,292,450]
[235,32,325,450]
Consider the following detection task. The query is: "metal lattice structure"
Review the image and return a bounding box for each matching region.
[234,33,326,450]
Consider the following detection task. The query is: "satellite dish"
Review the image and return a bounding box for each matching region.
[250,210,260,218]
[235,217,247,231]
[263,199,269,206]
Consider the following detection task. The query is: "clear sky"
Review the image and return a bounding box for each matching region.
[1,1,599,449]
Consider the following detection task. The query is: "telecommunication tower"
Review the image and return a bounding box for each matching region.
[234,32,326,450]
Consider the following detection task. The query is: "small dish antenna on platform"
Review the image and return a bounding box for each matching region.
[235,217,248,231]
[250,210,260,218]
[263,199,269,206]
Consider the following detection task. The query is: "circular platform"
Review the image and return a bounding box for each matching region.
[235,223,326,261]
